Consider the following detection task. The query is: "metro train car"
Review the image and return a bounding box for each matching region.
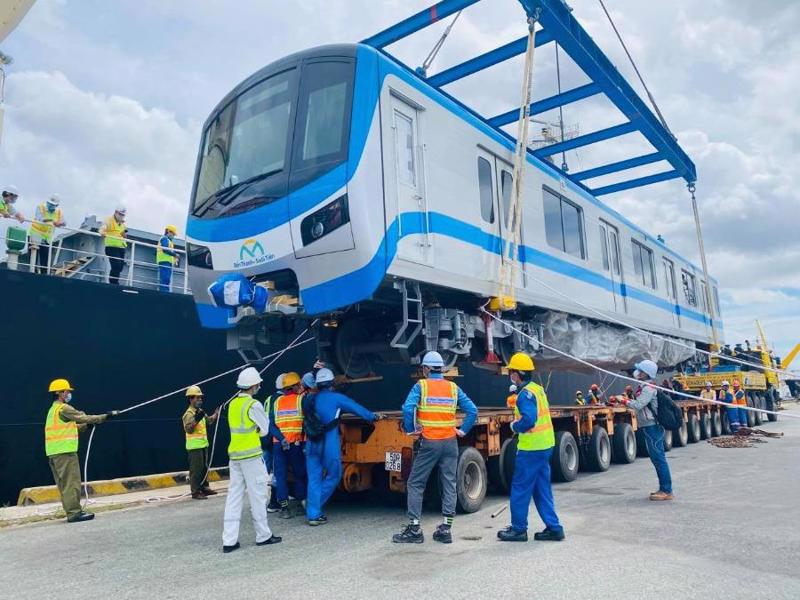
[185,43,722,376]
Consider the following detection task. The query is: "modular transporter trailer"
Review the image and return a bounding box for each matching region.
[333,401,728,513]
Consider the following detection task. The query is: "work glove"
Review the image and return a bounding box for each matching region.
[106,410,119,419]
[194,408,206,422]
[280,439,291,451]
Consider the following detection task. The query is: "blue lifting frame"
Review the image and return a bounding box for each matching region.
[362,0,696,195]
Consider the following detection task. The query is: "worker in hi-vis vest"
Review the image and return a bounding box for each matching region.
[44,379,117,522]
[222,367,282,553]
[157,225,179,293]
[498,353,564,542]
[0,184,24,223]
[99,206,128,285]
[732,380,749,429]
[29,194,65,274]
[182,385,220,500]
[393,351,477,545]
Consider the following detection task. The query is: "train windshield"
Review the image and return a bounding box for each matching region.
[191,57,354,218]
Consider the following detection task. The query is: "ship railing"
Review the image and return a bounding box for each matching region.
[12,218,192,294]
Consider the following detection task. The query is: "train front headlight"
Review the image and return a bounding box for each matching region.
[300,194,350,247]
[187,243,213,270]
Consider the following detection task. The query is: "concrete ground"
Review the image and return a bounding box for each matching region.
[2,408,798,600]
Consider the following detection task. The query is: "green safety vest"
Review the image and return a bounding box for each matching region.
[185,407,209,450]
[514,382,555,451]
[227,393,262,460]
[156,236,175,265]
[44,402,79,456]
[0,198,10,216]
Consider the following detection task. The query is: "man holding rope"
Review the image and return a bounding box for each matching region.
[182,385,220,500]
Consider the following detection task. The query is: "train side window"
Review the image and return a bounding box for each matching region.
[681,270,698,306]
[543,187,585,259]
[713,285,721,315]
[394,111,416,186]
[599,224,610,271]
[477,157,495,224]
[500,170,513,229]
[631,240,656,289]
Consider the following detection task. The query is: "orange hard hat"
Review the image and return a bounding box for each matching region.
[732,379,740,387]
[590,384,599,391]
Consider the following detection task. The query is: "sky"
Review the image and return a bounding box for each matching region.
[1,0,798,357]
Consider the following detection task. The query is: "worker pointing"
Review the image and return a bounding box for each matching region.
[222,367,282,553]
[498,353,564,542]
[393,351,477,544]
[157,225,179,293]
[44,378,117,523]
[182,385,220,500]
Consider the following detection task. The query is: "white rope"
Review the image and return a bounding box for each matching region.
[481,307,797,420]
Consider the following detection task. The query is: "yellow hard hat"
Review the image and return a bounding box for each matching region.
[508,352,535,371]
[165,225,177,234]
[282,372,301,388]
[49,378,73,393]
[185,385,203,397]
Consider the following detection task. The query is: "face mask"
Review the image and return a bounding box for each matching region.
[47,203,57,212]
[254,385,261,396]
[64,392,72,403]
[633,369,642,380]
[195,399,203,408]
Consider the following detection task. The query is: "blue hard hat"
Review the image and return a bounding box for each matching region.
[301,372,316,388]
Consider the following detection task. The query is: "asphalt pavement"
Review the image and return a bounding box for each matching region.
[2,407,799,600]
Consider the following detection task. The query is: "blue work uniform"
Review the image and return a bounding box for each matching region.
[720,390,740,431]
[303,390,376,520]
[509,384,562,534]
[157,235,178,293]
[268,395,307,503]
[401,372,478,434]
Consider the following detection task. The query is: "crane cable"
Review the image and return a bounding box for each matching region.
[418,10,463,77]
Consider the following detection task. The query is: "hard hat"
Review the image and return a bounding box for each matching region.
[633,359,658,379]
[185,385,203,397]
[282,372,301,388]
[421,351,445,368]
[237,367,263,389]
[165,225,177,234]
[3,184,19,196]
[509,384,517,393]
[315,368,335,385]
[575,390,583,395]
[49,378,73,393]
[48,194,60,206]
[301,372,316,388]
[274,374,285,390]
[721,380,730,387]
[590,383,599,391]
[732,379,740,387]
[508,352,535,371]
[705,381,712,387]
[116,205,127,215]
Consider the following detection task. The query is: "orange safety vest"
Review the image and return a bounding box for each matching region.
[732,389,746,406]
[416,378,458,440]
[273,392,304,444]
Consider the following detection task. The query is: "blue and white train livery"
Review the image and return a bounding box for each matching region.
[186,44,720,376]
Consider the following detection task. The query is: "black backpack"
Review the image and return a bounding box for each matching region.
[654,390,684,430]
[302,393,340,441]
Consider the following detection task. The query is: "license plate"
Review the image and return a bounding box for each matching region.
[385,451,402,472]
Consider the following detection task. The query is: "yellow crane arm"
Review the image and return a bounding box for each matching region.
[781,343,800,369]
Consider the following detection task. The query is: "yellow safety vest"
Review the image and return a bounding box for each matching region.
[156,236,175,265]
[227,393,262,460]
[44,402,79,456]
[103,216,127,248]
[184,407,209,450]
[514,382,555,451]
[700,389,715,401]
[30,204,63,242]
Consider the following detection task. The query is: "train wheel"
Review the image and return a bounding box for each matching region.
[687,413,701,443]
[551,431,579,482]
[456,446,487,513]
[663,428,673,451]
[586,426,611,472]
[710,410,722,437]
[699,412,712,439]
[498,437,517,493]
[333,318,373,379]
[611,423,637,464]
[673,421,688,447]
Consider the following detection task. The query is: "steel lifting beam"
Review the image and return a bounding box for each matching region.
[428,29,553,87]
[533,121,636,158]
[592,170,681,196]
[362,0,481,49]
[570,152,663,181]
[488,81,601,127]
[517,0,696,183]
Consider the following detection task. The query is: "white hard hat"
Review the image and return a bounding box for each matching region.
[116,205,127,215]
[705,381,712,387]
[274,374,285,390]
[48,194,60,206]
[422,351,445,368]
[721,380,730,387]
[634,359,658,380]
[315,368,335,385]
[237,366,262,389]
[3,184,19,196]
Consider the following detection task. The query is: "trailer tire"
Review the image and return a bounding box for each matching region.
[551,431,579,482]
[687,413,701,443]
[746,394,756,427]
[586,426,611,472]
[721,411,731,435]
[456,446,487,513]
[699,412,712,439]
[635,429,649,457]
[710,410,722,437]
[673,421,688,447]
[663,428,673,451]
[766,389,779,422]
[611,423,637,464]
[498,437,517,493]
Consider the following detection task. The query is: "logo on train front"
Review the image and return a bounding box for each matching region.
[235,238,274,268]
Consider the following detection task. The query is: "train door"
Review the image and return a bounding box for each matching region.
[390,94,429,265]
[662,257,681,328]
[495,158,527,287]
[599,220,627,313]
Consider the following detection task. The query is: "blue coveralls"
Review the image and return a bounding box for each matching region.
[303,390,376,520]
[720,390,740,430]
[157,235,178,293]
[733,389,749,428]
[267,396,307,503]
[509,385,562,534]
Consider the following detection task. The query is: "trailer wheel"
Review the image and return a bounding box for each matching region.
[746,394,756,427]
[756,394,767,424]
[611,423,637,464]
[699,412,712,439]
[498,437,517,493]
[586,426,611,472]
[635,429,649,457]
[456,446,487,513]
[672,421,688,448]
[663,428,673,452]
[710,410,722,437]
[551,431,579,482]
[766,389,779,422]
[721,410,731,435]
[687,413,701,443]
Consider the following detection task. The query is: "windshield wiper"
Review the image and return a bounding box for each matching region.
[192,169,282,217]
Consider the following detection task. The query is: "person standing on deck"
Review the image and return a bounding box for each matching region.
[29,194,65,274]
[100,206,128,285]
[157,225,179,292]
